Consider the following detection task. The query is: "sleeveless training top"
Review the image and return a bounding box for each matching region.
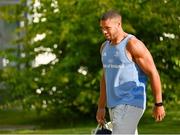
[101,34,147,109]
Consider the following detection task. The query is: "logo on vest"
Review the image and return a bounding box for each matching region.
[102,52,107,56]
[114,51,119,57]
[103,63,124,69]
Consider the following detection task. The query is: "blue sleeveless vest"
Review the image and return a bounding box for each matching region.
[101,34,147,109]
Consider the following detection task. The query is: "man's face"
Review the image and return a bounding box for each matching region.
[100,18,120,41]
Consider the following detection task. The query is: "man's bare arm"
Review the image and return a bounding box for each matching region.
[127,37,165,121]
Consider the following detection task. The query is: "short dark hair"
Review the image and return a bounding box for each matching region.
[100,10,121,21]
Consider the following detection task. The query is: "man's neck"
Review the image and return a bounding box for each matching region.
[111,32,128,45]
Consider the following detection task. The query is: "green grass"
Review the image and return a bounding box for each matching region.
[0,127,94,134]
[0,107,179,134]
[0,109,37,125]
[138,107,180,134]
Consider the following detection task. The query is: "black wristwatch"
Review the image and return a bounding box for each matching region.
[154,102,163,107]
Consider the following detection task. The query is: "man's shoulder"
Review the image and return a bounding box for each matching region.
[128,36,139,45]
[127,36,147,56]
[127,36,145,49]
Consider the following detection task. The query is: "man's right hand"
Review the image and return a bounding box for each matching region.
[96,108,106,125]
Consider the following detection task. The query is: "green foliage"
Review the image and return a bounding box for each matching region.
[0,0,179,121]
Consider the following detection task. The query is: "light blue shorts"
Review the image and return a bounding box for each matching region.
[109,104,145,135]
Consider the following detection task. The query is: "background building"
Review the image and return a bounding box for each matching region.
[0,0,20,68]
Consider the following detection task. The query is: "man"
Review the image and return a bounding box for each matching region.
[96,10,165,134]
